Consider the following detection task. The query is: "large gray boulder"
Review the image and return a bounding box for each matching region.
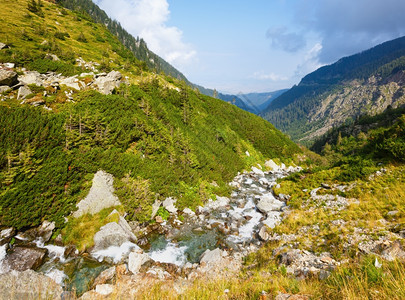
[199,248,224,265]
[0,69,18,86]
[60,76,81,90]
[92,222,136,252]
[0,269,63,300]
[18,71,43,86]
[17,85,32,100]
[73,170,121,218]
[128,250,151,274]
[3,246,47,271]
[256,193,285,214]
[93,71,122,95]
[162,197,177,214]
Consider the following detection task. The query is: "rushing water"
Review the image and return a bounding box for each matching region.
[0,165,298,295]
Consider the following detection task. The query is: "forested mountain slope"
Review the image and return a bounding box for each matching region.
[261,36,405,143]
[0,0,300,229]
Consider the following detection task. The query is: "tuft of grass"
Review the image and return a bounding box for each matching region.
[61,206,122,252]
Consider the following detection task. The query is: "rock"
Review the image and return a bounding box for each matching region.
[162,197,177,214]
[183,207,195,216]
[256,193,285,214]
[20,220,55,243]
[118,215,137,242]
[60,76,81,90]
[106,70,122,81]
[73,170,121,218]
[95,284,114,295]
[0,43,8,50]
[151,199,161,219]
[0,85,11,94]
[18,71,43,86]
[321,183,331,189]
[251,166,264,176]
[155,215,164,223]
[265,159,280,171]
[92,266,116,288]
[0,69,18,86]
[202,196,230,211]
[258,226,270,241]
[0,227,15,245]
[17,85,32,100]
[275,293,309,300]
[45,54,60,61]
[0,270,63,300]
[93,71,122,95]
[92,222,136,252]
[387,210,399,216]
[128,250,151,274]
[3,246,47,271]
[381,241,405,261]
[199,248,223,265]
[319,270,330,280]
[3,63,14,69]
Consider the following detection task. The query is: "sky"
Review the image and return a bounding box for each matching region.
[94,0,405,94]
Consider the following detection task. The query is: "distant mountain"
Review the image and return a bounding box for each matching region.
[241,90,288,112]
[261,36,405,143]
[194,84,287,115]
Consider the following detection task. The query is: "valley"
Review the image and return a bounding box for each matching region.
[0,0,404,299]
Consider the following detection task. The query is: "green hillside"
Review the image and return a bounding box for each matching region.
[261,36,405,143]
[0,0,300,229]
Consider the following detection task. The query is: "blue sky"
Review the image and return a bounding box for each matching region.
[95,0,405,94]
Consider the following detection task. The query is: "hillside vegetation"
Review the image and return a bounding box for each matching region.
[0,0,300,230]
[261,36,405,144]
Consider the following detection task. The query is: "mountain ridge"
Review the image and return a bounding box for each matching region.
[261,36,405,143]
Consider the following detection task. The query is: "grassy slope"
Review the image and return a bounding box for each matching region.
[0,0,300,229]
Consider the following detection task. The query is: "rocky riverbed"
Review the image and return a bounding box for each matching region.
[0,160,302,298]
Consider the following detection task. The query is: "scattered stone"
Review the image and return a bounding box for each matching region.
[387,210,399,216]
[20,220,55,243]
[17,85,32,100]
[93,71,122,95]
[321,183,331,189]
[258,226,270,241]
[265,159,280,171]
[0,69,17,87]
[0,43,8,50]
[256,193,285,214]
[18,71,42,86]
[60,76,81,90]
[0,227,15,245]
[128,250,151,274]
[151,199,161,219]
[162,197,177,214]
[183,207,195,216]
[95,284,114,295]
[3,246,47,271]
[251,166,264,176]
[0,85,11,94]
[0,270,63,300]
[199,248,223,265]
[3,63,14,69]
[73,170,121,218]
[92,266,116,288]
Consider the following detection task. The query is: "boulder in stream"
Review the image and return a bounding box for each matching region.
[93,222,136,252]
[256,193,285,214]
[128,250,151,274]
[199,248,224,265]
[3,246,47,271]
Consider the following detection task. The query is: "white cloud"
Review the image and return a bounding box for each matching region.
[95,0,196,68]
[251,71,288,81]
[294,43,324,78]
